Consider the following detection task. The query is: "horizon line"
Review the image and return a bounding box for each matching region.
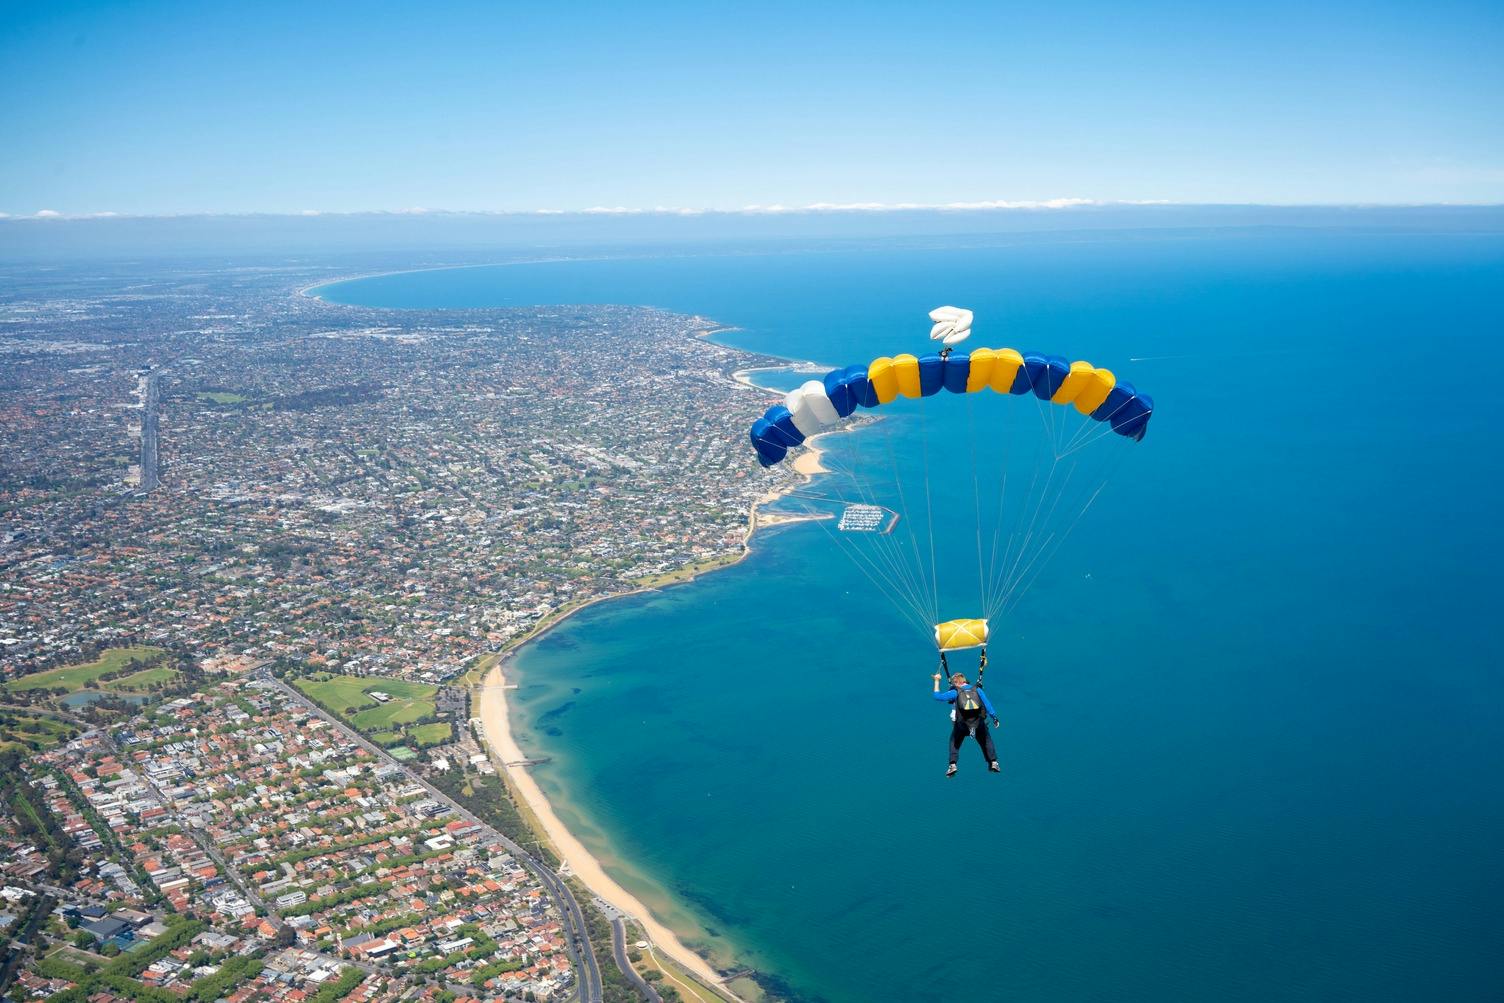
[5,198,1504,222]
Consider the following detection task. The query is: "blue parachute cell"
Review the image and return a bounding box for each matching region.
[942,353,971,394]
[1014,352,1044,394]
[1090,381,1136,424]
[762,404,805,447]
[1031,355,1070,400]
[847,365,878,408]
[917,354,945,397]
[749,419,788,466]
[842,366,873,410]
[1111,392,1153,440]
[822,369,857,418]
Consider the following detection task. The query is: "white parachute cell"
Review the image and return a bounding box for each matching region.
[785,381,840,438]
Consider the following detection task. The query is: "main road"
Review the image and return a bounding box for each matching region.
[139,370,161,492]
[258,671,605,1003]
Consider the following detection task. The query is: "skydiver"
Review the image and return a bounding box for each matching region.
[932,666,1001,777]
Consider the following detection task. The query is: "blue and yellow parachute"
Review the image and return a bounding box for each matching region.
[749,348,1152,467]
[745,308,1155,658]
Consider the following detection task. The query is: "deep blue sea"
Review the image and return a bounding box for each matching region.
[318,227,1504,1001]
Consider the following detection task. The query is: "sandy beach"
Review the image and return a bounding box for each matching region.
[465,360,841,1000]
[477,665,739,997]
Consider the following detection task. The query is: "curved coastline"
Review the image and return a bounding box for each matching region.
[473,400,830,998]
[309,266,831,998]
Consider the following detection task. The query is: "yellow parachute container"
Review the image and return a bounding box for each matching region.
[935,618,989,651]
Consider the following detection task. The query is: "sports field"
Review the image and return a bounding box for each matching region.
[4,646,166,694]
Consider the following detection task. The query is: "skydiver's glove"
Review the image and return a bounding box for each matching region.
[991,717,1000,728]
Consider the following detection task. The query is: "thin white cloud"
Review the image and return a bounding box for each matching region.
[34,209,62,218]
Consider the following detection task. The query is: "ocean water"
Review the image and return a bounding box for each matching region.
[318,227,1504,1001]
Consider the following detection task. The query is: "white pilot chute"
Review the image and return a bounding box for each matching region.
[928,305,974,347]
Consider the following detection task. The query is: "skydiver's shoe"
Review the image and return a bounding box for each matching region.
[945,764,958,778]
[989,761,1001,773]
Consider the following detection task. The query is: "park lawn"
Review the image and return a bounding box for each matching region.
[350,697,432,730]
[407,722,452,747]
[295,674,437,732]
[0,714,76,751]
[105,665,180,692]
[368,730,403,746]
[5,646,165,693]
[195,391,249,404]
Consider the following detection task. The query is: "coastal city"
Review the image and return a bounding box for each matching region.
[1,258,796,1003]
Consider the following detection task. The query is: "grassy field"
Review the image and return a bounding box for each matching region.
[105,665,180,691]
[294,674,442,745]
[407,722,452,747]
[632,552,743,588]
[459,652,501,688]
[5,646,165,694]
[195,390,249,404]
[0,711,77,752]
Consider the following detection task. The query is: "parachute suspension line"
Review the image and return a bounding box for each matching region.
[782,462,933,639]
[857,424,941,625]
[1057,392,1148,458]
[993,459,1059,619]
[995,407,1083,616]
[997,447,1131,617]
[965,394,989,628]
[806,453,935,635]
[916,399,943,626]
[1001,398,1095,604]
[880,409,938,629]
[839,419,936,626]
[987,425,1055,621]
[811,424,936,638]
[995,429,1133,617]
[980,401,1020,621]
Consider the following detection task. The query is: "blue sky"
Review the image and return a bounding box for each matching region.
[2,0,1502,216]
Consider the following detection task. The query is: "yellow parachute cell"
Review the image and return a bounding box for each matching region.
[892,353,922,398]
[935,618,989,651]
[1073,367,1116,414]
[990,348,1025,393]
[1052,360,1097,405]
[966,347,997,392]
[867,357,899,404]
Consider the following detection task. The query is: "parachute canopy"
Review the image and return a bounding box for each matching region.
[749,348,1153,467]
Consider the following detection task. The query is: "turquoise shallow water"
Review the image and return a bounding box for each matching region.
[319,227,1504,1001]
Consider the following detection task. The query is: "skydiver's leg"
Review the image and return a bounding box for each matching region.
[948,721,967,766]
[975,719,999,765]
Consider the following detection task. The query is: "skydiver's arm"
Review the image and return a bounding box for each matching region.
[932,689,957,703]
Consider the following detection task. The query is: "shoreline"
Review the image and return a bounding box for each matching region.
[468,366,835,999]
[476,663,738,996]
[310,269,826,999]
[471,431,829,999]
